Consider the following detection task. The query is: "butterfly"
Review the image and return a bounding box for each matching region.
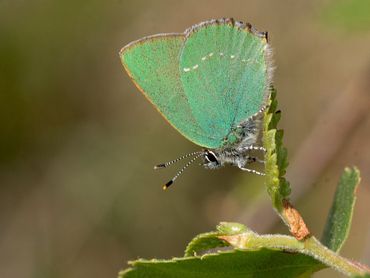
[120,18,272,189]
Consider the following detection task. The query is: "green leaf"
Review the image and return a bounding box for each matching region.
[184,231,228,257]
[184,222,248,257]
[120,222,324,278]
[322,167,361,252]
[263,88,291,212]
[120,249,322,278]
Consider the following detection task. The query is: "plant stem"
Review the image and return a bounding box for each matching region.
[302,236,369,277]
[220,233,369,277]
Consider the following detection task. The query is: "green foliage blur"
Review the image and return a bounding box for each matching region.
[0,1,369,277]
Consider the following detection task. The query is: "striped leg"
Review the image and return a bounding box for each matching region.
[240,167,265,176]
[242,145,266,152]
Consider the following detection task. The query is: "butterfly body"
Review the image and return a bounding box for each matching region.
[202,110,265,170]
[120,18,272,186]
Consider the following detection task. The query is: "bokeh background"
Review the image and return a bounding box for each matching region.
[1,0,370,277]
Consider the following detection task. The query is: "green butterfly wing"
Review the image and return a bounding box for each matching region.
[120,19,271,149]
[120,34,214,147]
[179,19,271,148]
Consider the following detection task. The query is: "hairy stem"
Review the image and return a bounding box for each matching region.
[303,237,369,276]
[220,233,369,277]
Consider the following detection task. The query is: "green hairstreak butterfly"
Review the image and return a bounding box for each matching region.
[120,18,272,189]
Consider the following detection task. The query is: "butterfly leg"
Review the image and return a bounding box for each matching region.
[243,145,266,152]
[249,105,269,121]
[240,167,265,176]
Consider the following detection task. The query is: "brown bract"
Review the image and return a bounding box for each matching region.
[282,200,310,241]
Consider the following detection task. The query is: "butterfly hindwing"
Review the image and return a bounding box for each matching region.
[179,19,270,148]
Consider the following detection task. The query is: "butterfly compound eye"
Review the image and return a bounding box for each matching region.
[205,151,219,164]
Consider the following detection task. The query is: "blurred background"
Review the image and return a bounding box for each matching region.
[1,0,369,277]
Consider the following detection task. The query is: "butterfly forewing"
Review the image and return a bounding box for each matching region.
[120,34,214,147]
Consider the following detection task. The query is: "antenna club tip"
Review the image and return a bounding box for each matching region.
[162,180,173,190]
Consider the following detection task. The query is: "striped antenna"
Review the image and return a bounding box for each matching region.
[162,152,204,190]
[154,151,203,169]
